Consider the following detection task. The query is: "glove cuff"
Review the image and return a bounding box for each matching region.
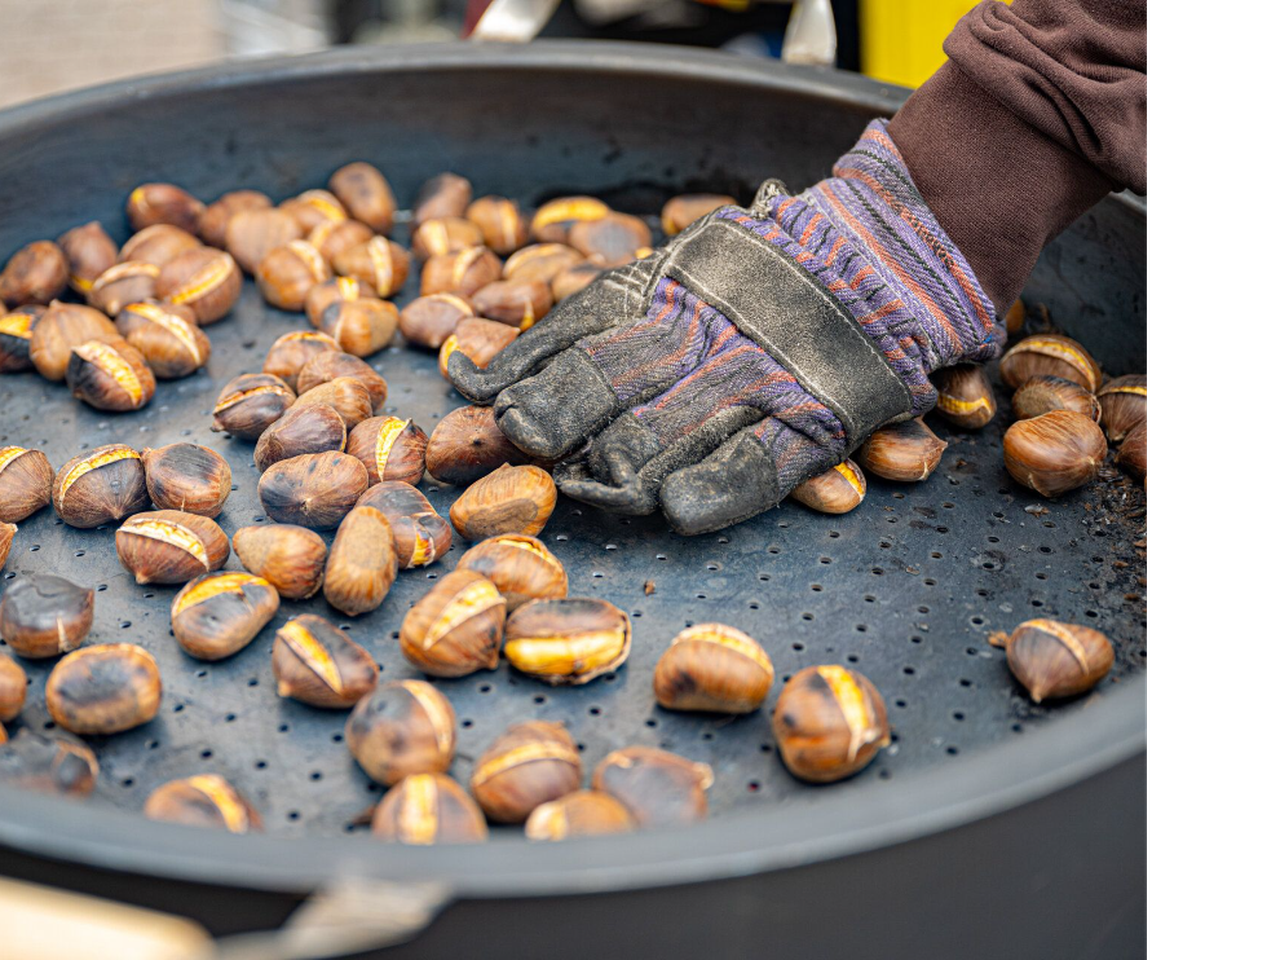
[719,120,1006,415]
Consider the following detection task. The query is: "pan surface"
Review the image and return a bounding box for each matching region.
[0,40,1145,943]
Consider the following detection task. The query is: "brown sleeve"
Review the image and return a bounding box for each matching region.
[886,0,1146,315]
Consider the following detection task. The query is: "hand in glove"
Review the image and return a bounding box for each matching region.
[449,121,1006,535]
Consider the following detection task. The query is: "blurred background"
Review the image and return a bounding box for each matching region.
[0,0,988,110]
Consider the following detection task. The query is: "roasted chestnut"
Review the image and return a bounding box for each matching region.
[232,523,328,600]
[88,261,159,317]
[1012,374,1102,422]
[503,243,585,286]
[438,316,519,382]
[28,300,121,380]
[258,451,368,529]
[425,404,530,486]
[372,773,488,845]
[412,172,472,224]
[592,746,713,828]
[420,246,502,298]
[273,613,378,708]
[0,522,13,570]
[53,443,149,527]
[995,618,1114,702]
[504,597,630,686]
[471,278,553,330]
[0,240,69,306]
[119,224,201,268]
[225,207,303,273]
[772,665,890,783]
[144,775,262,832]
[354,481,452,570]
[142,442,232,517]
[530,196,609,246]
[661,194,735,235]
[345,679,456,785]
[116,300,210,378]
[1005,297,1026,335]
[449,464,556,540]
[261,329,341,390]
[0,652,24,721]
[1116,419,1146,480]
[66,338,157,412]
[551,262,603,302]
[524,790,635,841]
[256,240,331,311]
[456,534,567,611]
[411,216,484,261]
[211,372,296,439]
[199,189,272,248]
[279,188,348,233]
[399,569,506,677]
[569,213,652,267]
[156,247,242,324]
[57,221,118,293]
[0,446,53,523]
[399,293,474,350]
[1003,410,1107,497]
[1097,374,1146,443]
[304,275,374,327]
[253,402,348,471]
[652,623,774,714]
[318,296,399,357]
[931,363,997,429]
[0,729,98,797]
[323,505,398,616]
[344,416,427,486]
[115,509,230,585]
[171,571,279,661]
[329,162,396,235]
[999,333,1103,393]
[293,377,374,430]
[466,196,530,255]
[126,182,204,234]
[857,418,947,482]
[308,218,376,268]
[789,459,866,515]
[295,351,387,411]
[46,643,161,735]
[333,236,410,299]
[0,305,42,372]
[471,720,581,823]
[0,574,91,659]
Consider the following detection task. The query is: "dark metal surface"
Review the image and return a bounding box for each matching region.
[0,42,1145,958]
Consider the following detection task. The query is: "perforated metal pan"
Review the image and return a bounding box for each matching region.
[0,42,1145,959]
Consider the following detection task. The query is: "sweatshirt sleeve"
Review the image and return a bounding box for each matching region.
[886,0,1146,315]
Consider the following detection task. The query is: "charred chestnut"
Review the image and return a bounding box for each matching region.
[253,402,348,471]
[0,446,54,523]
[524,790,635,841]
[144,775,262,832]
[995,618,1114,702]
[425,404,530,486]
[449,464,556,540]
[372,773,488,845]
[399,569,506,677]
[354,481,452,570]
[456,534,567,611]
[115,509,230,585]
[116,300,210,379]
[171,571,279,661]
[142,443,232,517]
[471,720,581,824]
[46,643,161,735]
[0,240,70,306]
[258,451,368,529]
[0,574,92,659]
[66,339,157,412]
[272,613,378,708]
[345,415,427,486]
[592,746,713,827]
[232,524,328,601]
[0,729,98,797]
[345,679,456,785]
[53,443,149,527]
[126,183,204,234]
[412,172,472,225]
[58,222,118,293]
[329,162,396,235]
[261,330,341,390]
[156,247,242,324]
[323,506,398,616]
[772,665,890,783]
[211,372,296,439]
[504,598,629,686]
[653,623,774,714]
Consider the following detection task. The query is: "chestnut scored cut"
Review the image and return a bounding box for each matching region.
[996,618,1114,703]
[46,643,162,735]
[115,509,230,585]
[1097,373,1147,444]
[66,338,157,412]
[999,333,1103,393]
[126,182,204,234]
[0,445,54,523]
[466,196,529,255]
[256,240,331,311]
[354,481,452,570]
[171,571,280,661]
[0,574,94,659]
[345,415,427,486]
[0,305,41,372]
[530,196,609,246]
[420,246,502,298]
[592,746,713,828]
[502,243,584,286]
[332,236,409,300]
[456,534,567,611]
[142,442,232,517]
[116,300,210,379]
[931,363,997,430]
[272,613,378,708]
[400,569,506,678]
[53,443,149,528]
[345,679,456,785]
[28,300,121,380]
[1012,374,1102,422]
[156,247,242,325]
[144,774,263,833]
[232,524,328,601]
[261,329,341,390]
[438,316,519,383]
[119,224,201,268]
[304,275,373,328]
[398,293,473,350]
[411,216,483,261]
[772,665,890,784]
[471,720,582,824]
[789,459,866,515]
[88,261,159,317]
[58,221,117,293]
[319,296,399,357]
[503,597,630,686]
[371,773,488,846]
[653,623,774,714]
[280,188,348,232]
[211,372,296,439]
[525,790,635,841]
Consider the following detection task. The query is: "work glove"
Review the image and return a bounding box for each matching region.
[449,120,1005,535]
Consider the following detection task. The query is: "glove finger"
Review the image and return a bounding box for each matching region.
[491,347,624,460]
[660,416,844,536]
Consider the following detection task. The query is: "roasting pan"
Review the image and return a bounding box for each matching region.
[0,41,1146,960]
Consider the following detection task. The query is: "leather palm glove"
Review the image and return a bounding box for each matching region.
[449,121,1006,535]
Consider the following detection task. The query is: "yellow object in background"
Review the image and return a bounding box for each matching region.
[860,0,1010,89]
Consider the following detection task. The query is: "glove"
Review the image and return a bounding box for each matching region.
[449,120,1005,535]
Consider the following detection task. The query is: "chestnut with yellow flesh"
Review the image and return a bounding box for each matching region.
[46,643,161,735]
[323,506,398,616]
[304,275,372,327]
[308,220,376,270]
[355,482,452,570]
[457,534,567,611]
[419,245,502,298]
[0,729,98,797]
[29,300,121,380]
[0,307,40,372]
[232,524,328,600]
[211,373,295,439]
[471,720,581,824]
[999,333,1103,393]
[789,459,866,515]
[57,221,117,292]
[437,317,519,383]
[142,443,232,517]
[931,363,997,429]
[254,402,348,471]
[0,446,53,523]
[53,444,149,528]
[857,418,947,482]
[262,330,341,390]
[171,571,279,661]
[1097,374,1147,443]
[157,248,242,325]
[333,236,409,300]
[115,510,230,585]
[0,574,93,660]
[345,415,427,486]
[530,196,609,245]
[280,189,348,232]
[411,216,484,260]
[502,243,584,286]
[144,774,262,833]
[116,301,209,379]
[503,598,630,686]
[592,746,713,827]
[257,240,331,312]
[471,278,552,330]
[772,665,890,783]
[126,183,204,234]
[400,569,505,678]
[372,773,488,846]
[272,614,378,708]
[258,451,368,529]
[118,224,201,268]
[450,464,557,540]
[525,790,636,841]
[653,623,774,714]
[66,339,156,412]
[88,261,159,317]
[1011,374,1101,422]
[345,679,456,785]
[994,618,1114,703]
[0,651,24,721]
[1003,410,1106,497]
[466,196,529,255]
